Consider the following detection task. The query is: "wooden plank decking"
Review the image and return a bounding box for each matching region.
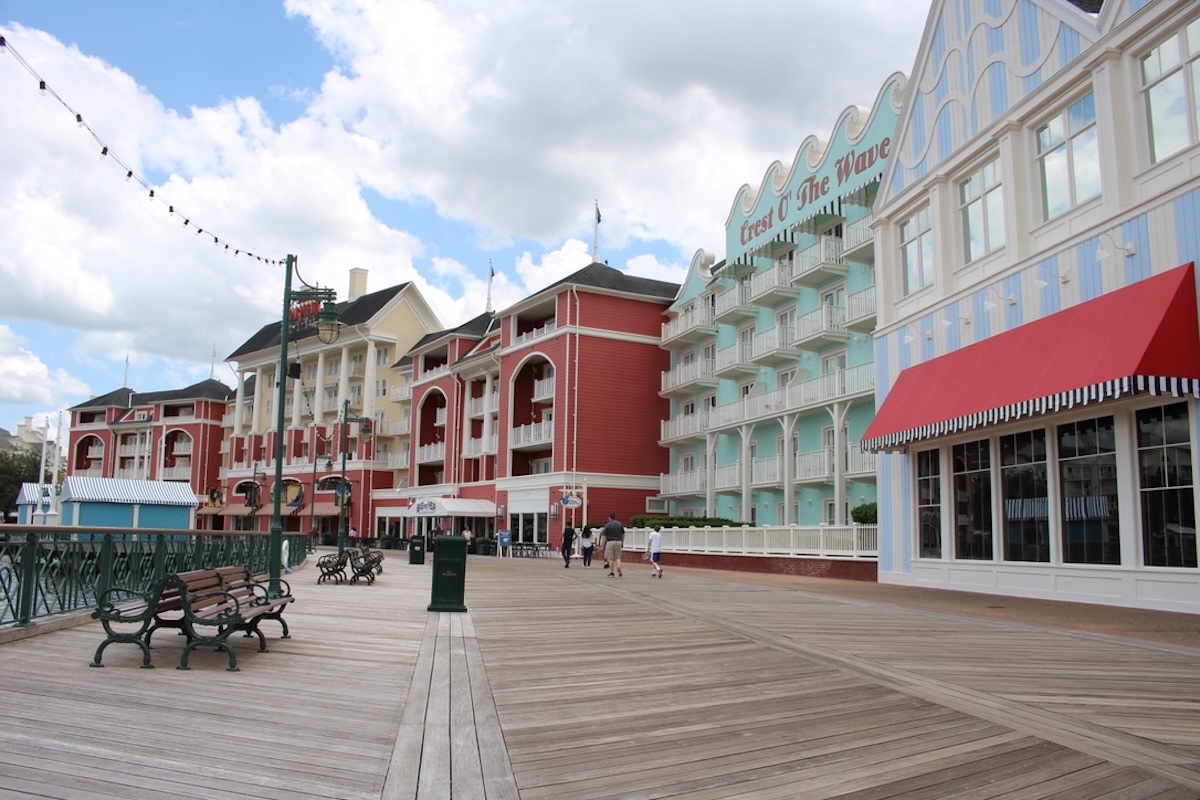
[0,554,1199,798]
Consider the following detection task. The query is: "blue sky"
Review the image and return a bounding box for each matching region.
[0,0,925,440]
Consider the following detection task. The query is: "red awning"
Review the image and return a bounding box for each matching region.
[196,506,222,516]
[862,263,1200,451]
[307,502,345,517]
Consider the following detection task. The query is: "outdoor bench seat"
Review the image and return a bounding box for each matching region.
[172,568,294,672]
[347,547,384,584]
[316,550,349,584]
[89,576,174,669]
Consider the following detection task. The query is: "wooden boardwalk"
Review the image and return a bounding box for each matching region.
[1,554,1199,799]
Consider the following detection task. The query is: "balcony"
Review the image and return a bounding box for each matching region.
[845,286,877,333]
[532,377,554,402]
[514,320,556,346]
[794,304,850,349]
[419,363,450,382]
[846,443,877,477]
[388,451,411,470]
[713,463,741,490]
[86,445,104,459]
[794,450,831,483]
[713,286,755,323]
[750,457,780,487]
[118,444,143,457]
[387,416,411,436]
[750,326,802,366]
[713,343,756,379]
[662,305,717,347]
[510,419,554,449]
[842,213,875,263]
[705,363,875,432]
[747,258,801,307]
[659,413,707,444]
[168,443,193,456]
[791,235,847,287]
[660,470,704,496]
[464,434,497,457]
[434,408,447,427]
[660,358,718,397]
[416,441,446,464]
[160,466,192,481]
[391,384,412,403]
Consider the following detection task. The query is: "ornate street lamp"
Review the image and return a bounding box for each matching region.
[268,255,340,597]
[337,397,373,555]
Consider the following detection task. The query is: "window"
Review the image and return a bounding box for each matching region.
[702,343,716,362]
[1036,93,1100,220]
[1058,416,1119,564]
[1000,430,1049,562]
[305,363,317,382]
[1141,19,1200,163]
[326,357,340,377]
[777,367,796,388]
[375,346,390,366]
[375,379,388,397]
[681,400,696,416]
[776,307,796,345]
[917,449,942,558]
[960,159,1006,260]
[739,381,755,398]
[1137,403,1196,568]
[900,207,934,295]
[953,440,992,560]
[681,453,695,473]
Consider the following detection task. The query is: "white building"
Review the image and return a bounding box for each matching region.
[865,0,1200,612]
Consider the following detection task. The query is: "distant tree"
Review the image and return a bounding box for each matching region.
[0,449,41,520]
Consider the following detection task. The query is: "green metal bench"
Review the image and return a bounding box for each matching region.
[174,568,294,672]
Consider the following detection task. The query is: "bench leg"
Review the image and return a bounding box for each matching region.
[90,637,154,669]
[179,639,239,672]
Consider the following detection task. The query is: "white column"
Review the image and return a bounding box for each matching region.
[363,340,377,420]
[482,373,495,452]
[233,371,246,436]
[336,345,350,411]
[315,352,327,420]
[251,367,265,433]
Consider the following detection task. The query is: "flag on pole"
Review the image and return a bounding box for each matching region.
[489,261,495,279]
[595,203,602,225]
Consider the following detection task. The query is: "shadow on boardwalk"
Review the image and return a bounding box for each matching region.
[0,554,1198,799]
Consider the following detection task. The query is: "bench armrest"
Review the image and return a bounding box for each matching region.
[92,586,157,622]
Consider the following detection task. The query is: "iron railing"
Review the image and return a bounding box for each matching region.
[0,526,307,627]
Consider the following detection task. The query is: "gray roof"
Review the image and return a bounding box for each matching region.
[69,380,233,412]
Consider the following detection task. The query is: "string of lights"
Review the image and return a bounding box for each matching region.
[0,32,285,265]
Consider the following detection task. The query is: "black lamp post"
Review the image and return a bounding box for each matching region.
[337,397,373,555]
[268,254,341,597]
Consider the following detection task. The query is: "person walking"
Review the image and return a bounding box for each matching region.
[603,513,625,578]
[561,525,576,568]
[579,526,595,568]
[647,524,663,578]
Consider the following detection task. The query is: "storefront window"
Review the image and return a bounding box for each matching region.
[1058,416,1120,564]
[1000,429,1049,562]
[917,449,942,558]
[1137,402,1197,568]
[953,440,992,560]
[900,207,934,295]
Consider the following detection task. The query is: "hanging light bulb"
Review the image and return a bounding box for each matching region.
[148,189,155,199]
[38,80,47,96]
[100,146,108,158]
[168,205,174,215]
[75,113,83,127]
[125,170,133,181]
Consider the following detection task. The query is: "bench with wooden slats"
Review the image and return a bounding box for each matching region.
[346,547,384,584]
[173,568,294,672]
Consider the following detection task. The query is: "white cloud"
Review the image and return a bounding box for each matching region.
[0,325,91,406]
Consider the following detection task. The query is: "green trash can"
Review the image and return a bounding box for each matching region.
[427,535,468,612]
[409,535,425,565]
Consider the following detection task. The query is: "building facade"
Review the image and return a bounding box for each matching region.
[864,0,1200,612]
[659,74,905,527]
[390,262,679,549]
[65,379,232,509]
[220,268,442,536]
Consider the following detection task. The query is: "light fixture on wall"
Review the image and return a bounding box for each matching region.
[983,285,1016,310]
[1096,231,1136,262]
[942,311,970,327]
[902,323,932,344]
[1035,263,1070,289]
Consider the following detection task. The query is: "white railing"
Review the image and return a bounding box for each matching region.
[794,449,830,481]
[846,443,877,475]
[417,441,445,463]
[515,320,556,346]
[846,286,876,322]
[420,364,450,381]
[748,261,793,301]
[391,384,412,402]
[843,213,874,251]
[750,457,780,485]
[510,419,554,447]
[168,442,193,456]
[795,304,847,340]
[388,451,411,469]
[434,407,447,427]
[388,417,410,436]
[662,306,715,341]
[622,524,878,559]
[706,363,875,431]
[532,376,554,401]
[159,466,191,480]
[794,235,845,277]
[660,470,704,495]
[751,326,796,360]
[714,342,753,372]
[714,286,752,316]
[118,444,142,457]
[662,358,716,393]
[660,413,707,441]
[86,446,104,458]
[464,434,498,457]
[714,462,741,489]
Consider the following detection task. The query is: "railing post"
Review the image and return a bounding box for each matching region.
[16,532,39,626]
[153,534,166,582]
[97,533,114,603]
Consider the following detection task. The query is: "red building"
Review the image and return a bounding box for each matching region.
[390,262,679,551]
[66,380,233,505]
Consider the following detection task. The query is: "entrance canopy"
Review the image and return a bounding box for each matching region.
[862,263,1200,452]
[402,497,496,517]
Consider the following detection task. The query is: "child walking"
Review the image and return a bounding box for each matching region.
[647,524,663,578]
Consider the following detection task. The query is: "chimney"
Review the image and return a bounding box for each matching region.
[348,268,368,302]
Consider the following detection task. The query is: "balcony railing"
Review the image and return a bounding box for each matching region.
[794,304,849,346]
[510,419,554,447]
[660,413,707,443]
[714,462,741,490]
[514,320,556,346]
[391,384,412,402]
[464,434,498,457]
[792,235,847,286]
[845,286,877,331]
[750,457,780,486]
[660,470,704,496]
[159,466,192,481]
[713,286,754,320]
[86,446,104,459]
[388,451,411,470]
[532,377,554,402]
[843,213,874,255]
[621,524,878,560]
[417,441,446,463]
[847,443,877,476]
[705,363,875,431]
[661,358,716,394]
[434,408,447,427]
[662,305,716,344]
[794,450,830,482]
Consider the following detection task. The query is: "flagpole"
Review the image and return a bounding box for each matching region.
[592,200,601,263]
[486,259,494,314]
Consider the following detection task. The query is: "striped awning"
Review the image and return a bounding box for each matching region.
[218,504,257,517]
[862,263,1200,452]
[196,506,222,516]
[59,476,200,506]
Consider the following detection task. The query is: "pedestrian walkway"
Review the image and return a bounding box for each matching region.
[0,554,1198,798]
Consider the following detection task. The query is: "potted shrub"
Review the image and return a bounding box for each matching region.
[473,535,495,556]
